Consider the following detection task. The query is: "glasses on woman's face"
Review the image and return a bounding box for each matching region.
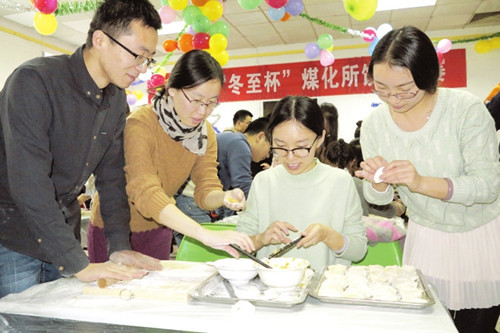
[371,88,420,100]
[102,31,156,69]
[180,89,220,111]
[271,136,319,158]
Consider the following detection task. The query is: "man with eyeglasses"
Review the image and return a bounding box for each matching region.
[224,109,254,133]
[0,0,162,298]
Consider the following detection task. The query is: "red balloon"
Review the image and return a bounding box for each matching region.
[265,0,287,9]
[150,74,165,87]
[178,33,194,53]
[34,0,58,14]
[162,39,177,52]
[193,32,210,50]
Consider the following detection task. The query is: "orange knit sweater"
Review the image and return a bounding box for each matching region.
[91,105,222,232]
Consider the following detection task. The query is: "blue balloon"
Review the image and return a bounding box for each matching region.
[369,37,379,56]
[268,7,285,21]
[304,42,321,59]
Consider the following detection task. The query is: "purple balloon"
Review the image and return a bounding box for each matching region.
[285,0,304,16]
[304,42,321,59]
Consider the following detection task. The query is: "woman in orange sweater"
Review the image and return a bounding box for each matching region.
[88,50,254,261]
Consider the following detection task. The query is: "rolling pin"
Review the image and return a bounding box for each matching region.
[97,278,119,288]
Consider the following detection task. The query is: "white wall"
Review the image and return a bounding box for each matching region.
[2,21,499,142]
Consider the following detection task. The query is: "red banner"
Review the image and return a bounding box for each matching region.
[220,49,466,102]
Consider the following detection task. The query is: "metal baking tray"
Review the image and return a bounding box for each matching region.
[189,269,314,308]
[309,267,435,309]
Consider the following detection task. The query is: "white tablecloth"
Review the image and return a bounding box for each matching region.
[0,264,458,333]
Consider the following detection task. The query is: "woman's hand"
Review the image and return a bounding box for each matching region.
[223,188,246,211]
[355,156,388,183]
[200,229,255,257]
[299,223,344,251]
[255,221,298,248]
[381,160,424,192]
[74,261,148,283]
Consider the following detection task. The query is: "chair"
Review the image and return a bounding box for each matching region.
[175,223,236,262]
[352,241,403,266]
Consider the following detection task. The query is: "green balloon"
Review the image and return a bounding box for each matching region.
[182,5,202,26]
[237,0,263,10]
[160,0,169,6]
[209,21,230,37]
[317,33,333,50]
[191,15,211,34]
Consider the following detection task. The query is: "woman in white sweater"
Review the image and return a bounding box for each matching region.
[236,96,367,271]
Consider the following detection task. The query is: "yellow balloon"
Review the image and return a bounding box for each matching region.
[474,40,492,54]
[490,37,500,49]
[125,89,132,95]
[211,50,229,67]
[209,33,228,52]
[168,0,188,11]
[343,0,378,21]
[133,90,144,100]
[33,13,58,35]
[327,44,334,52]
[202,0,223,22]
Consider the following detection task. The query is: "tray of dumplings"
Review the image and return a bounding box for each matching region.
[309,264,435,309]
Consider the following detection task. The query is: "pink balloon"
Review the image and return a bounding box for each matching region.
[362,27,377,43]
[437,39,452,54]
[265,0,287,9]
[150,74,165,87]
[34,0,58,14]
[159,6,176,24]
[320,50,335,67]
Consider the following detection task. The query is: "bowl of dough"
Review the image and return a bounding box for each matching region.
[212,258,258,285]
[256,257,310,289]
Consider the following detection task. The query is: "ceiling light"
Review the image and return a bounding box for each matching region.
[377,0,437,11]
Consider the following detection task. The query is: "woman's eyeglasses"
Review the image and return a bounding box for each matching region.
[102,31,156,69]
[271,136,319,158]
[180,89,220,111]
[371,88,420,100]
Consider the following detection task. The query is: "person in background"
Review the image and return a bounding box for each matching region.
[224,109,253,133]
[356,26,500,332]
[317,102,338,162]
[0,0,163,298]
[215,117,271,219]
[88,49,254,262]
[324,139,405,218]
[237,96,367,271]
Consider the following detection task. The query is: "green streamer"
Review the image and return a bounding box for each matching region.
[55,0,103,16]
[299,13,348,34]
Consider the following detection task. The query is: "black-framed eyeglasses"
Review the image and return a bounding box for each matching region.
[102,31,156,68]
[371,88,420,100]
[271,136,319,158]
[180,88,220,111]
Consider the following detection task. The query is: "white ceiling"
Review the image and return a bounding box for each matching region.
[1,0,500,58]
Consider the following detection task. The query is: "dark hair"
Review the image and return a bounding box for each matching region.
[153,49,224,103]
[349,138,363,168]
[368,26,439,94]
[244,117,270,141]
[86,0,162,47]
[268,96,324,138]
[324,139,354,170]
[354,120,362,139]
[320,102,339,143]
[233,110,254,125]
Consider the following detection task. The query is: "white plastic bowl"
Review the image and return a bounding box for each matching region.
[212,258,258,285]
[256,257,310,289]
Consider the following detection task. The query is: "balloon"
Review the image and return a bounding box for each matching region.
[168,0,188,11]
[211,50,229,66]
[182,5,202,25]
[133,90,144,100]
[376,23,392,39]
[362,27,377,42]
[436,39,452,54]
[160,0,169,5]
[317,33,333,50]
[268,7,285,20]
[209,33,228,52]
[186,25,195,35]
[284,0,303,16]
[237,0,263,10]
[191,0,209,5]
[474,40,492,54]
[150,74,165,87]
[193,32,210,49]
[304,42,321,59]
[368,37,379,56]
[436,51,444,65]
[265,0,287,9]
[33,12,58,35]
[159,6,176,24]
[178,33,194,52]
[320,50,335,67]
[33,0,58,14]
[208,20,229,37]
[202,0,224,21]
[127,94,137,106]
[191,14,211,33]
[490,37,500,49]
[162,39,177,52]
[280,12,291,21]
[343,0,377,21]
